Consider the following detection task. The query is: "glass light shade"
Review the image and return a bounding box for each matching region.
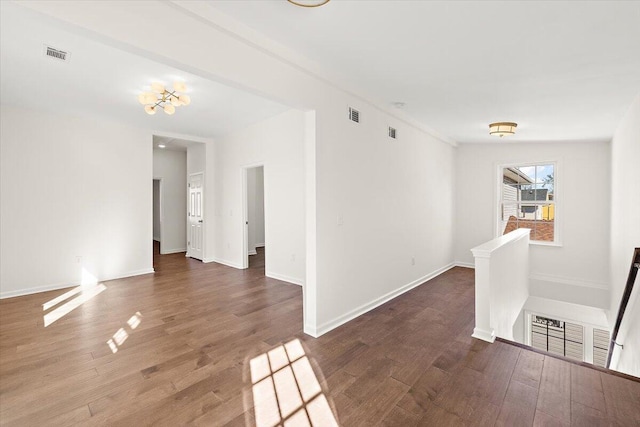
[151,82,165,94]
[489,122,517,137]
[144,93,157,105]
[173,81,187,92]
[164,104,176,115]
[170,96,181,107]
[288,0,330,7]
[144,105,156,115]
[178,94,191,106]
[138,93,148,105]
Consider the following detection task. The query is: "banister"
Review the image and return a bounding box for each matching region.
[606,247,640,369]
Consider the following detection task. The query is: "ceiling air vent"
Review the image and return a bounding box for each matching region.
[388,126,397,139]
[44,45,70,62]
[348,107,360,123]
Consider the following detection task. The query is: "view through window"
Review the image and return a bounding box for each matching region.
[500,163,555,242]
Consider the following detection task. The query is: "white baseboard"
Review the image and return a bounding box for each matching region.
[455,261,475,269]
[203,257,244,269]
[0,267,155,299]
[310,262,456,337]
[160,247,187,255]
[256,243,265,248]
[472,327,496,343]
[266,271,303,286]
[248,249,257,256]
[304,323,319,338]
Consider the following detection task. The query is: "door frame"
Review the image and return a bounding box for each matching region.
[153,177,164,252]
[187,172,205,260]
[242,163,265,269]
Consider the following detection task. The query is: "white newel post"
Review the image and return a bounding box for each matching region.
[471,250,495,343]
[471,228,531,343]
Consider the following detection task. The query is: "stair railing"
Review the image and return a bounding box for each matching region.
[606,247,640,368]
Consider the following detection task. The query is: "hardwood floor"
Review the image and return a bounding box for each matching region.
[1,247,639,426]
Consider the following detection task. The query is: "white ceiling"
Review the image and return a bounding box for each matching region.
[208,0,640,143]
[0,2,290,140]
[153,136,199,152]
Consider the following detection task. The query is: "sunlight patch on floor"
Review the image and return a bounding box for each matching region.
[43,282,106,327]
[250,339,339,427]
[107,312,143,353]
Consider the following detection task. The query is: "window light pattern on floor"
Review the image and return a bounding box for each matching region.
[42,269,106,327]
[107,312,142,353]
[250,339,339,427]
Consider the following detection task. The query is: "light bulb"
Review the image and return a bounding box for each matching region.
[144,105,156,115]
[151,82,165,94]
[170,96,181,107]
[173,81,187,92]
[178,94,191,106]
[164,104,176,115]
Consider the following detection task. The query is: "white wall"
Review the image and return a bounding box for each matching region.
[0,105,153,298]
[212,110,306,285]
[153,179,161,241]
[153,149,187,254]
[455,141,611,308]
[247,166,265,255]
[314,106,456,335]
[608,93,640,377]
[21,1,458,336]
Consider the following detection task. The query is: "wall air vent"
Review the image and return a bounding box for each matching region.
[348,107,360,123]
[388,126,397,139]
[44,45,70,62]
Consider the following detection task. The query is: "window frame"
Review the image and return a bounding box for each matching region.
[495,160,561,246]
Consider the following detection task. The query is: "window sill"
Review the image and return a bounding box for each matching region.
[529,240,562,248]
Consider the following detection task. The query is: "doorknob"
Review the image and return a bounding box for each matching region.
[198,220,203,223]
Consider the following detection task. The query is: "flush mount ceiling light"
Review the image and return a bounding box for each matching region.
[489,122,518,137]
[287,0,330,7]
[138,82,191,115]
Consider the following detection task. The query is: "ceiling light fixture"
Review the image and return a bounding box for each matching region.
[158,144,166,148]
[489,122,517,137]
[138,82,191,115]
[287,0,330,8]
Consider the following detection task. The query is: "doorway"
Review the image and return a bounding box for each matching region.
[187,172,204,261]
[152,178,162,254]
[243,165,265,271]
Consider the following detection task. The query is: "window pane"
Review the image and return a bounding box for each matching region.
[502,204,555,242]
[537,164,554,190]
[531,218,554,242]
[500,164,555,243]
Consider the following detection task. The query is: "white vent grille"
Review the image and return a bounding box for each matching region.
[348,107,360,123]
[44,45,70,62]
[531,315,584,361]
[593,328,609,368]
[388,127,397,139]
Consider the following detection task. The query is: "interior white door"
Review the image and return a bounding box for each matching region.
[188,173,204,260]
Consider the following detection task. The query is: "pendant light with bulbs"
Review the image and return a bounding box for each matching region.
[138,81,191,115]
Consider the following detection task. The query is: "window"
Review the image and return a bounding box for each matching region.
[499,162,557,243]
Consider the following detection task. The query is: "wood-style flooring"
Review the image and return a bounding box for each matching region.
[1,245,638,426]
